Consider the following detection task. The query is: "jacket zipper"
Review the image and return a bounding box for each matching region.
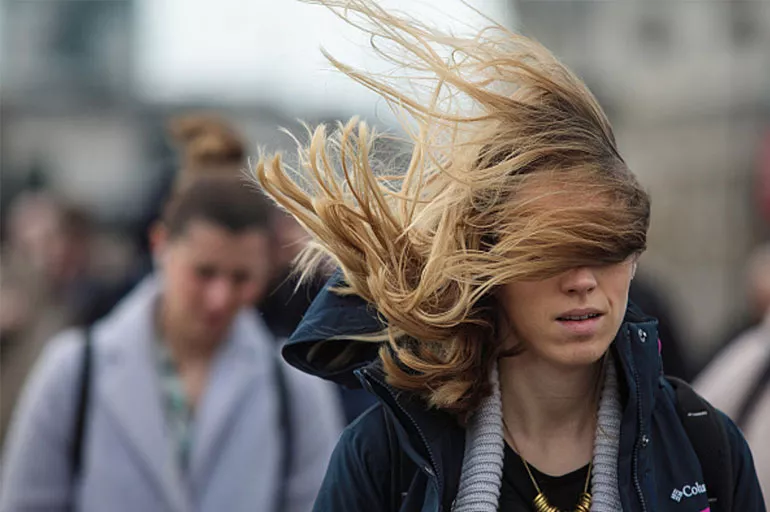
[360,368,443,510]
[629,327,648,512]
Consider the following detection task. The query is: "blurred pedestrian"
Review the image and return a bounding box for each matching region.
[259,211,324,340]
[0,193,99,447]
[0,115,344,512]
[709,235,770,362]
[695,242,770,507]
[256,2,765,511]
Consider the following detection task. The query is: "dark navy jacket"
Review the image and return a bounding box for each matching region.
[283,275,766,512]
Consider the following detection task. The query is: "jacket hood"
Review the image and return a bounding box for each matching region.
[282,271,384,388]
[283,271,660,389]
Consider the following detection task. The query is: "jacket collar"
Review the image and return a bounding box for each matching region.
[610,306,661,511]
[283,270,383,388]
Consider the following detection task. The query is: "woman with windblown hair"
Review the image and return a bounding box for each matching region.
[256,2,765,511]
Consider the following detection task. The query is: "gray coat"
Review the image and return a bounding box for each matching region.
[0,277,344,512]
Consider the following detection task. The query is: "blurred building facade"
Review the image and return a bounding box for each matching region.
[1,0,312,229]
[2,0,769,368]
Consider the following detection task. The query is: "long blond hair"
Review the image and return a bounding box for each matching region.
[255,0,649,419]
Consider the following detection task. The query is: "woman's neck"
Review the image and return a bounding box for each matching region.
[157,301,219,365]
[499,352,601,474]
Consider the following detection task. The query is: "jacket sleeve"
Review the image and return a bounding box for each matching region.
[312,405,393,512]
[720,411,767,511]
[282,366,345,512]
[0,331,84,512]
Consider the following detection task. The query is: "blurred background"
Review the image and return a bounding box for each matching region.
[2,0,770,400]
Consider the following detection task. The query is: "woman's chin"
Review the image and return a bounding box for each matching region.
[545,339,612,368]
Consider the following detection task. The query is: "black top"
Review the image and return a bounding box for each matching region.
[499,443,590,511]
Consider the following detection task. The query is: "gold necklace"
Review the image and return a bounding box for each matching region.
[504,422,592,512]
[521,455,592,512]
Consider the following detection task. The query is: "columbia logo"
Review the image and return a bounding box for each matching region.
[670,482,707,502]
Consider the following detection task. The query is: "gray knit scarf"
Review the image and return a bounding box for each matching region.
[451,355,623,512]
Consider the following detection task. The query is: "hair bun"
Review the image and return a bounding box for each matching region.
[168,114,245,172]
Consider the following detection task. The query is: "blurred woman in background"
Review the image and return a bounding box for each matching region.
[0,115,343,512]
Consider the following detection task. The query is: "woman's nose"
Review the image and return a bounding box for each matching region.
[205,278,237,311]
[560,267,598,295]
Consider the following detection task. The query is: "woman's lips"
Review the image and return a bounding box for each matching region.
[556,314,604,336]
